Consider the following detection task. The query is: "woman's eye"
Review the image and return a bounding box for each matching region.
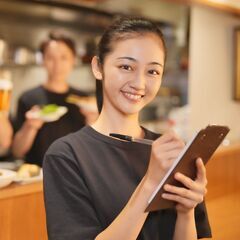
[148,69,160,75]
[119,65,132,71]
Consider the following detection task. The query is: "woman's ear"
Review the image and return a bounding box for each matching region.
[91,56,103,80]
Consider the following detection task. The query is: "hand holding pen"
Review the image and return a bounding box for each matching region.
[144,131,185,186]
[110,131,184,182]
[110,131,185,186]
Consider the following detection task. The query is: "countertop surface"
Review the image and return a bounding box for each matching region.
[0,181,43,200]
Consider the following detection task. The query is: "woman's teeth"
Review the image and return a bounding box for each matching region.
[124,92,142,100]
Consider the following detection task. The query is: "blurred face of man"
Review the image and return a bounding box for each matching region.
[43,41,75,83]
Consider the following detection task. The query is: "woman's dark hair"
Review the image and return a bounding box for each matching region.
[40,31,76,56]
[95,16,167,113]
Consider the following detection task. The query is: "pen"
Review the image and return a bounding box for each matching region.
[109,133,153,145]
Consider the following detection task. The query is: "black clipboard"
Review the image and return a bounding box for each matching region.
[145,125,230,212]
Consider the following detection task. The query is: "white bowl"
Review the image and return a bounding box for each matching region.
[0,169,17,189]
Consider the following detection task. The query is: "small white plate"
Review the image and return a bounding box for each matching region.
[0,169,17,189]
[14,169,43,184]
[28,106,68,122]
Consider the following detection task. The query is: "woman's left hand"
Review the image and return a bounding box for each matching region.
[162,158,208,213]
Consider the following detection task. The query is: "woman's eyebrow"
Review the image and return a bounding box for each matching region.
[149,62,163,67]
[116,56,137,62]
[116,57,163,67]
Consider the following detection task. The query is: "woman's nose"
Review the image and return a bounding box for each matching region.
[130,72,146,90]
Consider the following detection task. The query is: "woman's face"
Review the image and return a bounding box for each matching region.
[43,41,75,82]
[100,33,165,117]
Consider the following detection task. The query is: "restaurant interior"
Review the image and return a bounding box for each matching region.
[0,0,240,239]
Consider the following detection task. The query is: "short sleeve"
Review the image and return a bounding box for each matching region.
[43,146,102,240]
[13,96,29,132]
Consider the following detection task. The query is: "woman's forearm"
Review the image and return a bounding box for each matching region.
[173,210,197,240]
[95,176,157,240]
[12,122,39,158]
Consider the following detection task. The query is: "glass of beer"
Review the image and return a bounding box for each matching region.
[0,70,12,113]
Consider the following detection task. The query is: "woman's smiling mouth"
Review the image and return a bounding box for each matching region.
[121,91,144,102]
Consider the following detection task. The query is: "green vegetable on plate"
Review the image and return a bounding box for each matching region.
[41,104,59,115]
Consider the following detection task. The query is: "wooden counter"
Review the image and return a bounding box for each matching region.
[0,143,239,240]
[205,143,240,239]
[0,181,47,240]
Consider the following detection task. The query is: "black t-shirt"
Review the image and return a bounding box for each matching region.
[14,86,86,166]
[43,126,212,240]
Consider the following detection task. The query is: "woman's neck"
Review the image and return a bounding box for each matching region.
[91,107,143,139]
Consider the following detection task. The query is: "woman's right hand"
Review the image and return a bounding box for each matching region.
[145,131,185,187]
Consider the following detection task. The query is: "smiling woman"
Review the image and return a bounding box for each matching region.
[91,34,164,117]
[43,17,211,240]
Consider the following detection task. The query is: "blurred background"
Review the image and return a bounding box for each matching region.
[1,0,240,141]
[0,0,192,140]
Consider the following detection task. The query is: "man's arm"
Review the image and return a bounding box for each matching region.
[12,107,44,158]
[0,113,13,151]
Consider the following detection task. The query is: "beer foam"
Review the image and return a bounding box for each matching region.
[0,79,12,90]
